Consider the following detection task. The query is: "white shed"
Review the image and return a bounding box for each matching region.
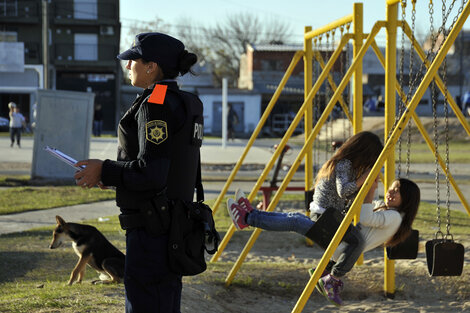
[197,88,261,136]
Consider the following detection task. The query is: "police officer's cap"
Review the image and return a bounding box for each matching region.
[117,32,185,70]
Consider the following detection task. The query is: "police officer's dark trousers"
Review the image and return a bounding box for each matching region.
[125,229,182,313]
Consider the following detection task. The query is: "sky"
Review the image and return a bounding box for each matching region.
[119,0,470,48]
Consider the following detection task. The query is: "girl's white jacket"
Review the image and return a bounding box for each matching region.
[333,201,402,261]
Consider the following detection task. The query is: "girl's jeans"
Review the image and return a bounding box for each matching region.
[247,209,364,278]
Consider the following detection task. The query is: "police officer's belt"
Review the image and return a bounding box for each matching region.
[119,214,147,230]
[118,190,171,236]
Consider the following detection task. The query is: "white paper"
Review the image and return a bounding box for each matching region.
[44,146,115,190]
[44,146,85,171]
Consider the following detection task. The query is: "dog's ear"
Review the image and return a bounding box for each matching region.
[56,215,66,226]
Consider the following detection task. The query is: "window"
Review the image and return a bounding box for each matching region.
[74,34,98,61]
[0,0,17,17]
[74,0,97,20]
[261,59,283,71]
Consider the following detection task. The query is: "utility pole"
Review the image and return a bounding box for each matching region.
[221,77,228,148]
[459,30,464,101]
[42,0,48,89]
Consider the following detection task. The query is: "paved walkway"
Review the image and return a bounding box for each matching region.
[1,136,469,235]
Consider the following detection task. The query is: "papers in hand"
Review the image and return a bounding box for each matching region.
[44,146,85,171]
[44,146,115,190]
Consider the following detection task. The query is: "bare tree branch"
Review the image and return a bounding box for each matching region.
[121,12,293,87]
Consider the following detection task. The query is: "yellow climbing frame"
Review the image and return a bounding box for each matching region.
[208,1,470,312]
[294,1,470,312]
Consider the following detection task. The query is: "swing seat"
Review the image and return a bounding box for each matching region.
[386,229,419,259]
[306,207,348,250]
[425,239,464,276]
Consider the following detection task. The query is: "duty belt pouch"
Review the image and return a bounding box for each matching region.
[167,154,220,276]
[139,193,170,237]
[168,200,207,276]
[305,207,346,250]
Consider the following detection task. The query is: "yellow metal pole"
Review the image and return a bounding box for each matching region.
[292,22,385,313]
[411,112,470,216]
[353,2,363,133]
[318,44,389,190]
[352,1,364,266]
[209,52,303,263]
[224,35,351,286]
[384,0,398,297]
[314,48,354,123]
[402,22,470,138]
[304,26,314,209]
[370,40,470,217]
[210,51,304,216]
[304,15,353,40]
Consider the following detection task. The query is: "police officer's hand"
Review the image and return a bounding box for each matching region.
[73,159,103,189]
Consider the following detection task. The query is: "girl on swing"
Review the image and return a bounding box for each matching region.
[227,131,420,306]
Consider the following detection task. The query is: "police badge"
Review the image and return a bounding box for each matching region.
[146,120,168,145]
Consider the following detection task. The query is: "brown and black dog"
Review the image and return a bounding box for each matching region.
[49,215,125,285]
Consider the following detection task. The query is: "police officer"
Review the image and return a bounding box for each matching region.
[74,32,203,313]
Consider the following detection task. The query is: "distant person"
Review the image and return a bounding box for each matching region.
[8,102,26,148]
[463,91,470,117]
[377,95,384,110]
[227,103,238,141]
[364,97,377,112]
[456,95,462,111]
[93,104,103,137]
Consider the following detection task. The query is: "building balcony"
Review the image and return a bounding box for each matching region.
[0,1,40,23]
[51,1,119,26]
[53,43,118,68]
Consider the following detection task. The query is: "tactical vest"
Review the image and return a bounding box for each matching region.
[166,89,203,201]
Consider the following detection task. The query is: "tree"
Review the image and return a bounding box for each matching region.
[173,17,209,64]
[202,13,293,86]
[120,13,293,87]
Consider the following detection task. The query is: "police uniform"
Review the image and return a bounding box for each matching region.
[101,80,203,313]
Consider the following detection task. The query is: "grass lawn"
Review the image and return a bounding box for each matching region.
[0,200,468,312]
[402,141,470,163]
[0,185,115,215]
[0,200,229,313]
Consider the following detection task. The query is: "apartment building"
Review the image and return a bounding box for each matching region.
[0,0,121,131]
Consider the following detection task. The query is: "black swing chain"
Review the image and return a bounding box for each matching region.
[325,31,331,161]
[442,0,453,239]
[429,0,444,239]
[340,25,347,143]
[377,0,466,241]
[330,30,335,156]
[406,0,417,177]
[393,0,415,178]
[398,0,407,178]
[387,0,466,159]
[429,0,466,239]
[314,37,321,177]
[346,23,352,139]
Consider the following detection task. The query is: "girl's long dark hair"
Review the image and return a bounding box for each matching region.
[384,178,420,247]
[315,131,383,186]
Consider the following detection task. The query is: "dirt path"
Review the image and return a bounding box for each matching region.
[182,228,469,312]
[181,203,469,313]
